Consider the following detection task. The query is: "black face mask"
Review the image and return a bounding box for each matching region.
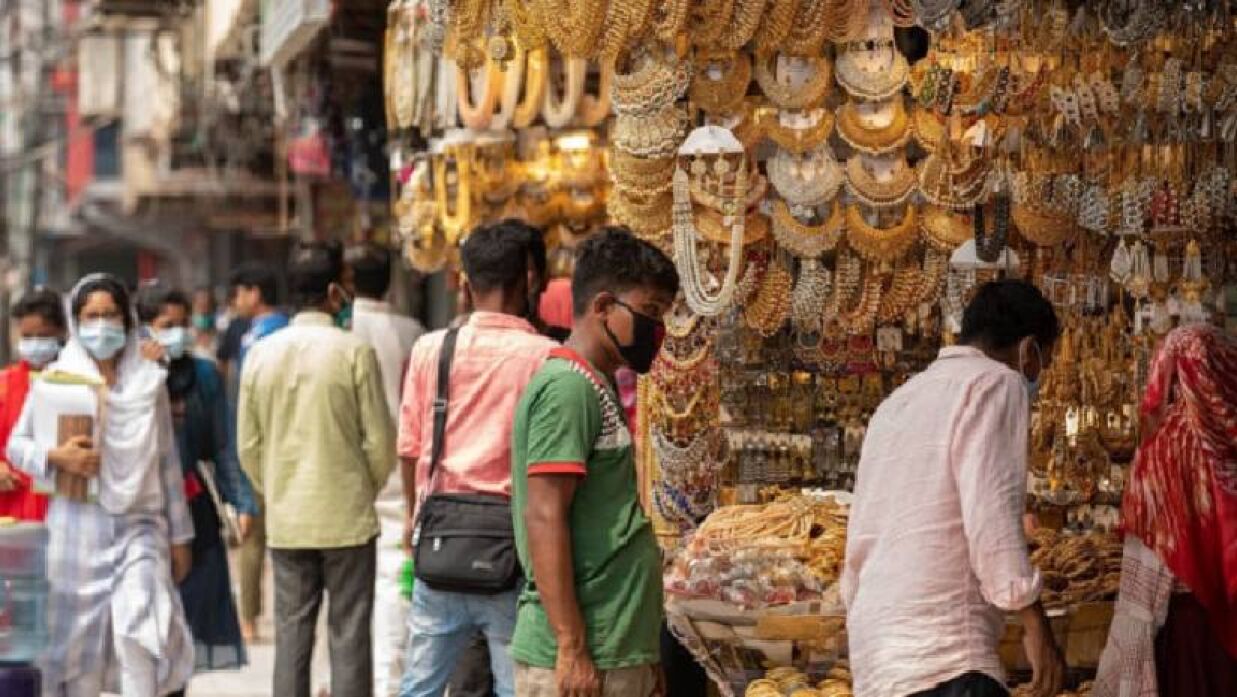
[603,300,665,374]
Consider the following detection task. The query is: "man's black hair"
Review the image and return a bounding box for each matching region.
[960,279,1061,350]
[135,283,192,324]
[14,287,66,330]
[571,226,680,317]
[505,218,547,281]
[460,220,544,295]
[288,241,344,309]
[71,275,134,332]
[229,262,280,307]
[344,242,393,299]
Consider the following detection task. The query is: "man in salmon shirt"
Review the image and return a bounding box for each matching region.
[0,287,67,520]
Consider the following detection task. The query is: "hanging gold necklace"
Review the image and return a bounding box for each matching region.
[835,98,912,154]
[845,155,918,208]
[836,41,909,101]
[433,146,473,244]
[613,47,691,117]
[754,52,833,110]
[717,0,767,51]
[1012,204,1077,247]
[652,0,691,42]
[577,60,613,127]
[760,108,834,154]
[533,0,605,59]
[456,45,503,130]
[767,143,844,208]
[595,0,655,62]
[541,54,587,128]
[919,205,974,251]
[783,0,829,55]
[911,106,945,153]
[845,204,919,264]
[690,52,752,116]
[917,135,989,211]
[771,199,844,258]
[512,47,548,129]
[744,252,793,336]
[753,0,797,53]
[695,206,770,246]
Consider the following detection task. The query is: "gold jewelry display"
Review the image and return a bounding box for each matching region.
[533,0,605,58]
[512,47,548,128]
[613,47,692,117]
[690,52,752,116]
[614,106,690,158]
[695,206,770,246]
[456,46,503,130]
[845,204,919,263]
[595,0,655,62]
[911,106,945,153]
[1012,205,1078,247]
[760,108,834,155]
[835,41,910,101]
[744,252,793,336]
[919,205,974,251]
[878,260,922,324]
[505,0,547,49]
[767,144,844,208]
[433,144,474,244]
[841,274,884,335]
[610,151,676,192]
[754,53,833,110]
[844,155,918,208]
[783,0,829,55]
[753,0,797,53]
[689,0,736,48]
[576,60,613,127]
[612,188,673,237]
[652,0,691,42]
[717,0,767,51]
[771,200,844,258]
[917,136,990,210]
[542,53,586,128]
[836,98,912,154]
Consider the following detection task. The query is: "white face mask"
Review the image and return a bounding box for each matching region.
[1020,339,1043,402]
[154,326,192,360]
[78,320,127,360]
[18,337,61,367]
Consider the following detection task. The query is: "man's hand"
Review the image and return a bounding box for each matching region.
[237,513,254,543]
[556,644,601,697]
[49,435,101,477]
[1022,604,1065,697]
[171,544,193,584]
[402,511,416,557]
[0,461,18,492]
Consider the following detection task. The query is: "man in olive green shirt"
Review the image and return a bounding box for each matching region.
[238,241,395,697]
[511,228,678,697]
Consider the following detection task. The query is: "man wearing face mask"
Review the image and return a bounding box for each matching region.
[396,220,556,697]
[0,288,65,521]
[238,242,395,697]
[841,279,1065,697]
[510,227,679,697]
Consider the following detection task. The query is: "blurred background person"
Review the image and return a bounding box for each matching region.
[1094,324,1237,697]
[7,273,195,697]
[0,287,66,521]
[137,283,258,684]
[190,286,220,358]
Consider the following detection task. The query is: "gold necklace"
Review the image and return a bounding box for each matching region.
[613,47,691,116]
[690,52,752,116]
[534,0,605,58]
[695,206,770,246]
[771,199,844,258]
[456,46,503,130]
[613,106,689,158]
[783,0,829,56]
[610,151,676,192]
[596,0,654,62]
[845,155,918,208]
[835,98,912,155]
[753,0,797,53]
[541,54,586,128]
[836,43,909,101]
[919,205,974,251]
[512,47,548,129]
[506,0,547,49]
[878,259,922,324]
[841,274,884,336]
[917,141,990,210]
[690,0,735,48]
[577,60,613,127]
[653,0,691,42]
[845,204,919,264]
[744,253,793,336]
[433,146,473,244]
[611,188,673,239]
[760,108,834,154]
[911,106,945,153]
[718,0,767,51]
[754,52,833,110]
[1012,205,1077,247]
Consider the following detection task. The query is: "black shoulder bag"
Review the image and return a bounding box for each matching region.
[413,328,521,594]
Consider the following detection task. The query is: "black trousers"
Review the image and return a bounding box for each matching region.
[910,672,1009,697]
[447,633,496,697]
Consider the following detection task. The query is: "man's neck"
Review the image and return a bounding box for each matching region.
[254,304,277,319]
[564,330,619,380]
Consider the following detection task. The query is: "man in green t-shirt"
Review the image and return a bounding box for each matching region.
[510,227,679,697]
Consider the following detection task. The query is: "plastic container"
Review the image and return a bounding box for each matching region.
[0,578,49,664]
[0,522,47,580]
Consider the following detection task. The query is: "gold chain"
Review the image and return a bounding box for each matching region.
[744,253,793,336]
[771,199,844,258]
[845,204,919,264]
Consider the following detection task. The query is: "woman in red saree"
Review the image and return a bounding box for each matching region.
[0,288,66,520]
[1095,324,1237,697]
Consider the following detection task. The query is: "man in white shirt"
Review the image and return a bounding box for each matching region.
[345,242,425,697]
[842,280,1066,697]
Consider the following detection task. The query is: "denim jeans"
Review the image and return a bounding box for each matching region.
[398,583,520,697]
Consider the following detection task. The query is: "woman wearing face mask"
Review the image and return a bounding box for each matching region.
[6,273,195,697]
[136,284,256,684]
[0,288,66,521]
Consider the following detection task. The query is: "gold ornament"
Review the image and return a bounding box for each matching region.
[845,204,919,263]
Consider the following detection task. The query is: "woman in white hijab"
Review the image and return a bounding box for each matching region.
[7,274,195,697]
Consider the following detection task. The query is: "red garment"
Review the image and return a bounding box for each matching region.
[538,278,574,332]
[0,362,48,521]
[1122,325,1237,658]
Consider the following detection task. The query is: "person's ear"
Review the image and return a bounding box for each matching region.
[591,292,614,319]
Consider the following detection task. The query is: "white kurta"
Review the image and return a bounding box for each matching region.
[8,373,195,697]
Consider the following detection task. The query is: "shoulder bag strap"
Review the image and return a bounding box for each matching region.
[424,327,460,493]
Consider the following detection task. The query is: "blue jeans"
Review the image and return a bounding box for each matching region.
[398,583,519,697]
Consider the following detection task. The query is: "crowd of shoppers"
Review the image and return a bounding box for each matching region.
[1,224,1233,697]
